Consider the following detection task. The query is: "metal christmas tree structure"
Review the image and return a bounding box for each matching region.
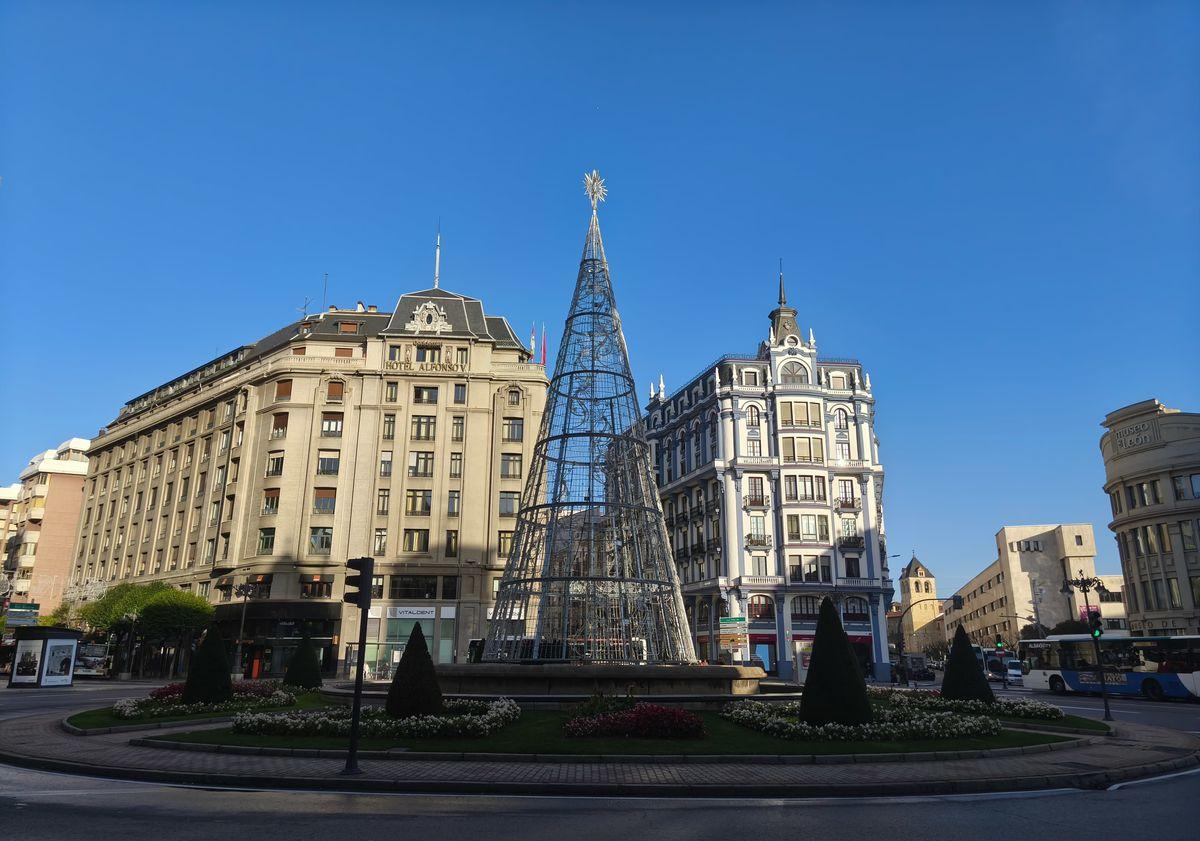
[483,172,696,664]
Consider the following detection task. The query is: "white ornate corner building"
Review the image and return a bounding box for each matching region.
[644,272,893,680]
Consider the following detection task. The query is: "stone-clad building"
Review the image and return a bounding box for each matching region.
[644,275,892,680]
[65,287,546,677]
[1100,399,1200,636]
[897,556,941,655]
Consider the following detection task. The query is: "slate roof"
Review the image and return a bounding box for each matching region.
[383,287,525,349]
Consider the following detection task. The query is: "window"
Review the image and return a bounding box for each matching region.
[784,476,797,500]
[270,413,288,439]
[266,452,285,477]
[747,595,773,620]
[379,450,393,477]
[321,412,343,437]
[780,362,808,385]
[313,488,337,514]
[833,409,849,430]
[801,515,818,541]
[376,488,390,515]
[409,452,434,477]
[836,442,851,460]
[388,345,402,361]
[507,389,521,406]
[450,416,465,442]
[1167,578,1182,609]
[746,405,760,426]
[742,369,758,386]
[456,347,469,366]
[411,416,436,440]
[1173,476,1188,500]
[389,575,437,599]
[334,347,353,358]
[449,452,463,478]
[377,413,394,441]
[262,488,280,515]
[844,597,868,621]
[300,577,333,599]
[453,383,467,404]
[257,528,275,554]
[405,489,433,515]
[317,449,340,475]
[274,380,292,401]
[385,381,398,402]
[447,490,460,517]
[498,530,515,556]
[337,321,360,334]
[829,373,847,390]
[746,439,762,457]
[446,530,459,558]
[844,556,861,578]
[499,491,520,517]
[786,515,801,541]
[792,595,821,620]
[370,576,385,599]
[414,386,438,404]
[309,527,333,554]
[326,380,344,402]
[415,346,440,363]
[373,528,388,556]
[402,529,430,552]
[502,417,523,442]
[1180,520,1197,551]
[500,453,522,479]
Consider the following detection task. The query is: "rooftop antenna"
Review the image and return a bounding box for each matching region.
[433,221,442,289]
[296,296,312,319]
[322,273,328,311]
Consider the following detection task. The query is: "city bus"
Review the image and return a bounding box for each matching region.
[1018,635,1200,701]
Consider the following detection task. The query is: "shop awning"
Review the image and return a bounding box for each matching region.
[300,574,335,583]
[215,577,234,588]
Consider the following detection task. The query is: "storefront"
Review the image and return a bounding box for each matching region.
[213,596,341,679]
[344,604,458,679]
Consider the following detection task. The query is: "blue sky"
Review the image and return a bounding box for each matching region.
[2,3,1197,592]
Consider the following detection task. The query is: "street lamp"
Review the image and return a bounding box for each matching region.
[119,611,139,680]
[1061,571,1114,721]
[232,582,259,678]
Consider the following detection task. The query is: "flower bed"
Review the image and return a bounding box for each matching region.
[232,698,521,739]
[722,700,1002,742]
[867,687,1064,720]
[564,702,705,739]
[113,680,298,720]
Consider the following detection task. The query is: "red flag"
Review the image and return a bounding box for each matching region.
[540,323,547,366]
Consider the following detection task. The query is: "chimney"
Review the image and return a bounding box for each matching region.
[367,304,378,313]
[356,301,365,312]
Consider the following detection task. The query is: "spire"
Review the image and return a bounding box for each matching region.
[433,224,442,289]
[778,258,786,306]
[768,259,798,345]
[808,327,816,346]
[658,373,665,398]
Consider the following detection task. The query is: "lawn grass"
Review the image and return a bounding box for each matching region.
[67,692,333,730]
[149,710,1069,755]
[998,713,1110,733]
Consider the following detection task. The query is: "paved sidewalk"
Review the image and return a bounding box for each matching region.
[0,709,1196,797]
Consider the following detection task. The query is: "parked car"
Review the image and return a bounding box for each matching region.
[911,666,936,682]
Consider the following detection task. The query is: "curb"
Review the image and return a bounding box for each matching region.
[127,732,1097,765]
[62,717,238,737]
[1,746,1196,798]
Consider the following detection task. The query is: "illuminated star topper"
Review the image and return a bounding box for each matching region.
[584,169,607,210]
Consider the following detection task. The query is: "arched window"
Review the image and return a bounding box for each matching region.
[792,595,821,620]
[746,405,760,426]
[780,361,809,385]
[844,597,869,621]
[924,581,932,594]
[698,601,711,626]
[508,388,521,406]
[747,595,774,621]
[834,408,849,430]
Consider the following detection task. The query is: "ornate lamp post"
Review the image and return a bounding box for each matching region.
[232,583,259,678]
[1060,571,1114,721]
[119,611,139,680]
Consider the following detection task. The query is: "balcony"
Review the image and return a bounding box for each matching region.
[743,494,770,510]
[691,542,705,555]
[838,535,865,549]
[674,547,690,561]
[664,514,675,528]
[706,538,722,552]
[745,534,770,549]
[838,576,876,588]
[736,575,784,587]
[829,459,868,469]
[836,497,860,510]
[689,506,703,519]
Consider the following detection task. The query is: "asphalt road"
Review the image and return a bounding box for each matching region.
[991,685,1200,733]
[0,681,160,720]
[0,762,1198,841]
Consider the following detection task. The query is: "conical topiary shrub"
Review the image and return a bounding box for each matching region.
[283,632,323,690]
[941,625,996,703]
[799,597,873,725]
[386,623,444,718]
[183,624,233,704]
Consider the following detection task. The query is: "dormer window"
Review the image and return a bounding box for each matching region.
[337,321,360,334]
[742,369,758,387]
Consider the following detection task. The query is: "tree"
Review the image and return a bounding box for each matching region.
[1050,619,1088,635]
[183,624,233,704]
[39,601,83,629]
[386,624,444,718]
[140,590,215,678]
[78,582,172,631]
[940,625,995,702]
[922,638,949,661]
[799,596,873,725]
[1019,622,1049,640]
[283,633,323,690]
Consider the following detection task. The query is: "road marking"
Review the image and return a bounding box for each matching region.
[1107,765,1200,790]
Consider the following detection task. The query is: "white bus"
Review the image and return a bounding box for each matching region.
[1018,635,1200,701]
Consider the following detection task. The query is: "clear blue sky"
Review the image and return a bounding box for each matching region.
[2,3,1197,593]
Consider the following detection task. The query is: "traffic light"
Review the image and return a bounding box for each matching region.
[344,556,375,610]
[995,634,1004,650]
[1088,609,1103,639]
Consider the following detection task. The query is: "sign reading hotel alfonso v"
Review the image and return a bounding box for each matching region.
[1112,418,1161,454]
[382,359,468,374]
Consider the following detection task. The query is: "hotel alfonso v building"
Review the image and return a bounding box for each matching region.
[645,276,892,681]
[65,287,546,678]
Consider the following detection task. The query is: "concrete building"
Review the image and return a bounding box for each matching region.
[897,556,942,655]
[65,287,547,677]
[644,274,892,681]
[0,484,20,569]
[1100,398,1200,636]
[942,524,1099,648]
[3,441,90,614]
[1096,574,1127,633]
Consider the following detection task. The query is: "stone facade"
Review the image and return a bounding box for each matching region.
[65,289,546,677]
[1100,398,1200,635]
[644,277,892,681]
[942,524,1099,647]
[897,556,941,655]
